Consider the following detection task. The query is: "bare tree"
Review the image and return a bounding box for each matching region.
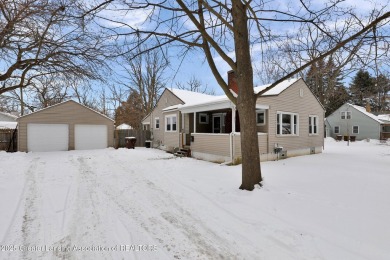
[0,0,110,100]
[176,76,215,95]
[118,47,169,117]
[89,0,390,190]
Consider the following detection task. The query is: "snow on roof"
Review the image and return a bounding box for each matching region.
[254,78,300,96]
[163,95,227,112]
[169,89,218,105]
[164,78,300,112]
[348,104,383,123]
[0,121,17,129]
[378,114,390,123]
[116,123,133,130]
[0,111,18,120]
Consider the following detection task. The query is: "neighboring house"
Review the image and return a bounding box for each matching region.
[0,111,18,129]
[116,123,133,130]
[325,103,390,140]
[142,72,325,163]
[0,112,18,151]
[17,100,114,152]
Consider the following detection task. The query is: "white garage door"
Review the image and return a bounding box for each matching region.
[27,124,69,152]
[75,124,107,150]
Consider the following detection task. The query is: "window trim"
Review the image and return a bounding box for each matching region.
[165,114,177,132]
[341,111,351,120]
[334,125,340,134]
[256,110,266,126]
[154,117,160,129]
[352,125,359,134]
[199,113,209,124]
[276,111,299,136]
[309,115,319,135]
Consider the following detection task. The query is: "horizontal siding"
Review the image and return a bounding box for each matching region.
[326,103,381,140]
[148,90,183,147]
[17,101,114,151]
[233,133,268,158]
[258,79,324,152]
[164,131,180,149]
[191,133,230,157]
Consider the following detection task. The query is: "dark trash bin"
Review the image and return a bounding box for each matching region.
[343,135,349,141]
[350,136,356,142]
[125,137,136,149]
[145,140,152,148]
[336,135,342,141]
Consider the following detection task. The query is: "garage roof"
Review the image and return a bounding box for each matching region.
[17,100,114,122]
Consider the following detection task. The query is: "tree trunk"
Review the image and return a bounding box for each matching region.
[232,0,262,190]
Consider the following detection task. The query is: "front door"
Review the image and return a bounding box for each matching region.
[213,115,222,133]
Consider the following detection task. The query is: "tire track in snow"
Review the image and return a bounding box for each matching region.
[0,156,34,246]
[95,152,240,259]
[20,157,50,260]
[52,155,110,260]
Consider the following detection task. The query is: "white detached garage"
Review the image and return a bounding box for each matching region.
[17,100,114,152]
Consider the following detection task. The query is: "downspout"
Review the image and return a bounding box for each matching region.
[230,132,234,163]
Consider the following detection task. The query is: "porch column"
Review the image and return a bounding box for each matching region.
[181,112,185,131]
[232,106,236,133]
[194,112,197,133]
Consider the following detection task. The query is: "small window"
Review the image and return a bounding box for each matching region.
[352,125,359,134]
[341,111,351,119]
[334,126,340,134]
[155,117,160,129]
[199,113,209,124]
[256,111,265,125]
[165,115,177,132]
[309,115,318,135]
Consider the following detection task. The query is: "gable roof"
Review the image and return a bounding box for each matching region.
[162,88,221,111]
[348,103,383,123]
[17,100,114,122]
[169,88,218,105]
[254,78,300,96]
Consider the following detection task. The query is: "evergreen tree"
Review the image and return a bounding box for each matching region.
[373,74,390,112]
[349,70,374,106]
[305,57,348,116]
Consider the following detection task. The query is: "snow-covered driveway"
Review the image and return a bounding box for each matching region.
[1,139,390,259]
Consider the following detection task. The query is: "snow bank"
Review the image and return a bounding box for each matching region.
[0,139,389,259]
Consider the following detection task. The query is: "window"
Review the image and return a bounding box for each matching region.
[309,115,318,135]
[256,110,265,125]
[352,125,359,134]
[154,117,160,129]
[165,115,177,132]
[334,126,340,134]
[276,112,299,135]
[341,111,351,119]
[199,113,209,124]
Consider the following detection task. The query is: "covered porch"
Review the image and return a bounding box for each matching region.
[179,99,270,163]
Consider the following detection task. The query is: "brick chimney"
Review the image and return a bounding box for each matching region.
[365,103,371,113]
[228,70,239,95]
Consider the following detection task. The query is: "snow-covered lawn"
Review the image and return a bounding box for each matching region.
[1,139,389,260]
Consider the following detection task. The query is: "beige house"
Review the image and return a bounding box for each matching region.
[17,100,114,152]
[142,72,324,163]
